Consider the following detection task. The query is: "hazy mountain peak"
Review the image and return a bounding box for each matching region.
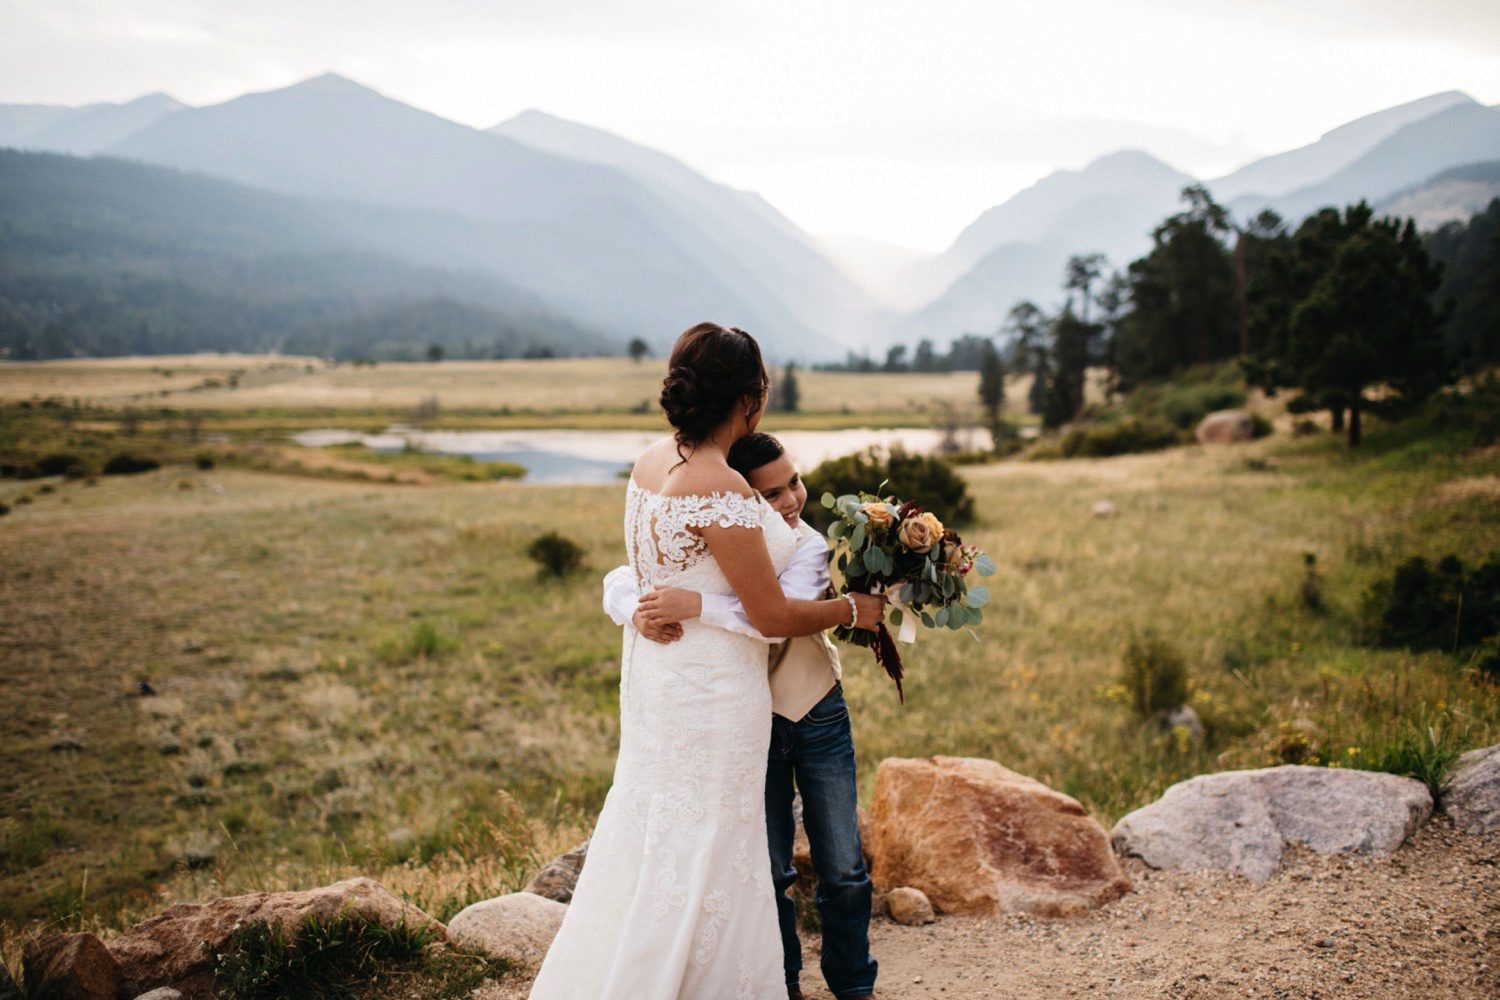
[1210,90,1476,202]
[283,71,383,98]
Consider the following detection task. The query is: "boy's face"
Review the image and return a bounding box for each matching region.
[748,455,807,528]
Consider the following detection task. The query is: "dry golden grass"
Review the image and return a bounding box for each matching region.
[0,355,1035,422]
[2,413,1496,971]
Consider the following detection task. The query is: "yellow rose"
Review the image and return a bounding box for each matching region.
[897,511,944,553]
[860,502,895,530]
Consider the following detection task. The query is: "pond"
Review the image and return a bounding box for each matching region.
[290,427,995,484]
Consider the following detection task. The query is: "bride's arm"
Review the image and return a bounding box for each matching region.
[700,520,883,637]
[638,530,828,640]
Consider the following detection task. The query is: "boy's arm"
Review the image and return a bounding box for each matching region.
[601,565,641,626]
[699,531,831,640]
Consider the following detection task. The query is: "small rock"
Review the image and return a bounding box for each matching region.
[137,680,158,696]
[134,989,184,1000]
[886,887,935,925]
[524,840,589,903]
[1092,500,1117,518]
[1444,743,1500,832]
[1161,705,1205,745]
[1195,409,1256,444]
[446,892,566,966]
[23,932,121,1000]
[51,736,85,752]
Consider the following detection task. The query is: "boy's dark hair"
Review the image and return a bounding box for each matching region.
[727,432,784,481]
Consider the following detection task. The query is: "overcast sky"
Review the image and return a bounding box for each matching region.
[4,1,1498,251]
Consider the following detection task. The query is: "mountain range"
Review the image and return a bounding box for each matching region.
[2,76,1497,360]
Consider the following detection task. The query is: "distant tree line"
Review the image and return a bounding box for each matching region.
[862,184,1500,447]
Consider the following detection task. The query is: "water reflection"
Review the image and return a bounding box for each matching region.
[290,427,993,484]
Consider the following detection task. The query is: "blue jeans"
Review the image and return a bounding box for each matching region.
[766,683,877,998]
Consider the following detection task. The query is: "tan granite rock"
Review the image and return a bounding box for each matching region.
[871,755,1131,917]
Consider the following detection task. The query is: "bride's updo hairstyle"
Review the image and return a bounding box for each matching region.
[659,323,769,461]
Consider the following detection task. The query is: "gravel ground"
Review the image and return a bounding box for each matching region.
[478,818,1498,999]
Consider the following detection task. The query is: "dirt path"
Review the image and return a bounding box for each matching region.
[481,819,1498,999]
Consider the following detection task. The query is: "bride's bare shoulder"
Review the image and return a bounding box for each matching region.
[631,440,753,499]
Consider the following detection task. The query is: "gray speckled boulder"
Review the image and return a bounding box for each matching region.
[1444,743,1500,832]
[1111,765,1432,882]
[446,892,566,966]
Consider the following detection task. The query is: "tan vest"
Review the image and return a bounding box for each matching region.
[767,521,843,721]
[768,632,842,722]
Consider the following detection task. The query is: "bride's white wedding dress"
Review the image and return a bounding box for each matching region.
[529,478,795,1000]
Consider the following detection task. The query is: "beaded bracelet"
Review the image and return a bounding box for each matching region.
[842,592,859,627]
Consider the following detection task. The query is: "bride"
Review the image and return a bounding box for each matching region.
[529,323,886,999]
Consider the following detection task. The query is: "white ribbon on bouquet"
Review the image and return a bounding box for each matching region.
[872,582,918,643]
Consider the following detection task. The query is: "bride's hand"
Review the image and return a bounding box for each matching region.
[637,587,702,628]
[633,606,683,644]
[849,591,888,631]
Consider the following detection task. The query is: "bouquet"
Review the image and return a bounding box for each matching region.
[820,488,995,702]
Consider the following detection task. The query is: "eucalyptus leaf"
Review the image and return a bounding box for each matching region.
[890,608,903,629]
[975,553,997,577]
[862,547,883,573]
[822,492,836,509]
[935,607,949,627]
[829,521,846,539]
[920,611,935,628]
[968,607,984,626]
[900,583,916,603]
[848,560,866,578]
[966,586,989,608]
[850,524,866,551]
[946,613,964,630]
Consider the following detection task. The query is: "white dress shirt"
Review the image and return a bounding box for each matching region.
[601,526,832,641]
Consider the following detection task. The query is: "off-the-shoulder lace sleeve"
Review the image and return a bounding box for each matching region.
[626,484,765,588]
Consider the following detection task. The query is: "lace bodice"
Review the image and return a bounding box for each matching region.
[624,478,798,594]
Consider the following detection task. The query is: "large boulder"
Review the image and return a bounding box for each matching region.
[22,932,121,1000]
[1112,765,1432,882]
[446,892,567,966]
[524,840,590,903]
[1445,743,1500,832]
[1195,409,1255,444]
[105,877,443,998]
[870,755,1131,917]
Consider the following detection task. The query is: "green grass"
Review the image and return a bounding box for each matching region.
[1,389,1497,981]
[207,910,435,999]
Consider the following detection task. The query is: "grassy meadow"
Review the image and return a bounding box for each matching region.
[1,357,1497,980]
[0,355,1019,431]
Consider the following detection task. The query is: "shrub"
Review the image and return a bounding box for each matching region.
[1299,552,1324,612]
[803,447,975,530]
[1293,418,1321,436]
[36,453,90,478]
[1159,382,1247,429]
[1057,417,1184,459]
[103,454,160,476]
[1361,552,1500,651]
[206,910,432,1000]
[195,454,216,470]
[1359,721,1464,802]
[1249,413,1274,438]
[1120,630,1190,717]
[527,531,587,578]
